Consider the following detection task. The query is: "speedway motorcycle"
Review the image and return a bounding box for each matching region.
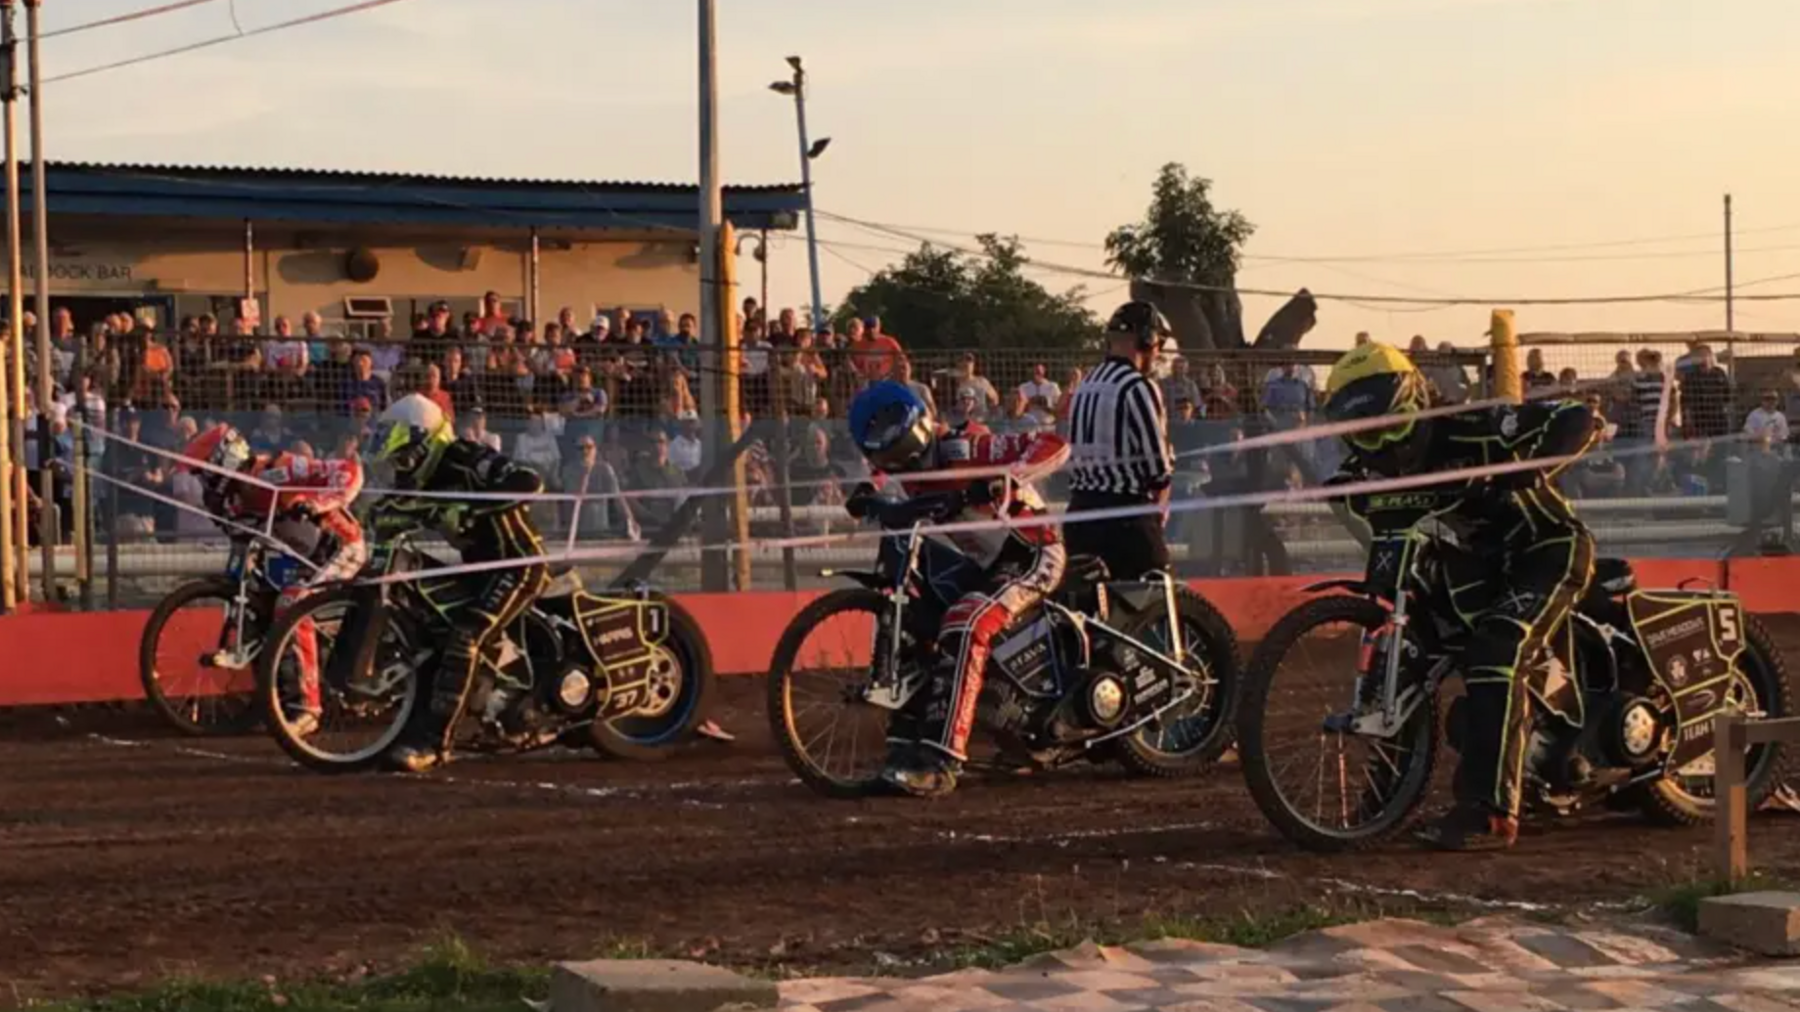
[253,530,714,773]
[766,492,1241,797]
[1236,487,1791,852]
[138,530,318,736]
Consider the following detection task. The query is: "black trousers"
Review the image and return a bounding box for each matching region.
[1065,490,1170,582]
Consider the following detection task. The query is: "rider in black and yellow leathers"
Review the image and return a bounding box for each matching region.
[1322,343,1600,851]
[369,393,551,773]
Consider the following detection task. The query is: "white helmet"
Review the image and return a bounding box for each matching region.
[374,393,452,488]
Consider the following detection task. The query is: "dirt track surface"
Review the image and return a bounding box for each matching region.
[5,627,1800,1004]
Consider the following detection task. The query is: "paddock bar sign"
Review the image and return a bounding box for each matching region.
[0,256,137,285]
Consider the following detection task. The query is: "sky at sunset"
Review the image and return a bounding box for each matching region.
[37,0,1800,351]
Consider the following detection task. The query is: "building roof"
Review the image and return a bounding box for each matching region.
[22,161,807,232]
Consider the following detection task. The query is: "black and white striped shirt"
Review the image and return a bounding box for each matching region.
[1066,356,1173,498]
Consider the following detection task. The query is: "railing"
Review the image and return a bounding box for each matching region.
[1714,711,1800,882]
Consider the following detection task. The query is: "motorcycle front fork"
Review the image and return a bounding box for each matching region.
[1328,595,1428,739]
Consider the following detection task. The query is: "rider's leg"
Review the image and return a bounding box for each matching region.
[1419,531,1594,850]
[885,544,1066,797]
[387,562,548,772]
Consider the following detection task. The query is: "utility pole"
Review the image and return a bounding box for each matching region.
[1724,193,1735,333]
[695,0,729,592]
[25,0,47,603]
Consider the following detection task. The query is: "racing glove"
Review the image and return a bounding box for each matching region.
[845,482,880,521]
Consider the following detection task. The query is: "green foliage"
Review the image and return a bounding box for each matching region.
[834,235,1098,351]
[1105,162,1255,288]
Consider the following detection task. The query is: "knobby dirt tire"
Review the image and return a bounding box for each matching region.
[767,588,895,799]
[1237,595,1440,852]
[1113,586,1243,778]
[1637,612,1791,826]
[139,578,264,737]
[590,594,716,761]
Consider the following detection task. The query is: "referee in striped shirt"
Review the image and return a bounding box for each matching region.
[1064,301,1176,580]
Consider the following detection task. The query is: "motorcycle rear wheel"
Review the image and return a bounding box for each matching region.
[256,586,422,774]
[1635,612,1790,825]
[767,588,906,799]
[589,594,716,761]
[1238,595,1440,852]
[1111,586,1242,778]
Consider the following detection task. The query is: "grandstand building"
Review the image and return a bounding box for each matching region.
[1,161,805,334]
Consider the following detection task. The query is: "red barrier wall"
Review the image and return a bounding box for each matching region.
[0,556,1786,708]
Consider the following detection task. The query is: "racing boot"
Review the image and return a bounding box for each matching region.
[1414,802,1519,852]
[882,745,960,799]
[384,742,444,773]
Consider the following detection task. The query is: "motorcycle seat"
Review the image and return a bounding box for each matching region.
[1594,557,1636,596]
[541,567,584,599]
[1063,554,1111,590]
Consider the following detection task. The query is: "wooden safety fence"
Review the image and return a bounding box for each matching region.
[1715,712,1800,883]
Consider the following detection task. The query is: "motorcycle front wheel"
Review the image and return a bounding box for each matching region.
[139,578,268,736]
[767,588,910,799]
[255,586,422,774]
[1237,595,1440,852]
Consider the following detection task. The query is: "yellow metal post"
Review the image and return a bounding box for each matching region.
[1488,309,1521,405]
[718,221,751,591]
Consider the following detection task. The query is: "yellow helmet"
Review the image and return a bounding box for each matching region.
[373,393,454,488]
[1323,342,1430,456]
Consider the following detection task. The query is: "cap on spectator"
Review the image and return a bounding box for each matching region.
[350,397,373,413]
[470,405,486,417]
[677,409,699,422]
[862,316,880,329]
[429,300,450,313]
[591,315,611,332]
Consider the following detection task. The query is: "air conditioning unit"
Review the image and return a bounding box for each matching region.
[343,296,392,319]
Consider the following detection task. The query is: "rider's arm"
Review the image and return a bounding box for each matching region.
[1502,400,1598,483]
[974,430,1071,487]
[1324,466,1374,551]
[276,457,365,518]
[467,447,544,513]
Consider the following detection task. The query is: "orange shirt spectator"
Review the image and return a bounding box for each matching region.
[850,331,903,383]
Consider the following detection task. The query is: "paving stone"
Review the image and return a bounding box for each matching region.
[551,959,778,1012]
[1700,893,1800,957]
[1510,933,1620,970]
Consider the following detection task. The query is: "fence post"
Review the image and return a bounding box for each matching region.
[71,333,91,610]
[1489,309,1521,405]
[1715,710,1749,884]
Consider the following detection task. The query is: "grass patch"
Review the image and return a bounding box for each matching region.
[1648,872,1789,933]
[31,936,550,1012]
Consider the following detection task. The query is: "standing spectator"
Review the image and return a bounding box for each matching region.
[848,317,903,384]
[261,316,310,399]
[559,365,607,420]
[472,290,509,335]
[513,411,564,484]
[49,306,76,383]
[629,430,689,530]
[1521,348,1556,394]
[414,300,460,360]
[1745,389,1791,449]
[133,330,175,406]
[313,339,356,408]
[1261,362,1313,424]
[1679,343,1730,441]
[555,306,580,342]
[669,412,704,478]
[1159,357,1201,410]
[1606,349,1639,431]
[1354,331,1373,346]
[301,310,332,363]
[952,353,999,420]
[1017,362,1062,413]
[779,331,827,417]
[1631,348,1678,441]
[740,317,773,416]
[248,404,289,455]
[1556,367,1580,393]
[342,350,389,413]
[443,346,482,417]
[1424,340,1471,403]
[361,318,403,381]
[1200,363,1239,419]
[894,355,937,418]
[561,434,636,540]
[770,306,799,346]
[659,312,701,372]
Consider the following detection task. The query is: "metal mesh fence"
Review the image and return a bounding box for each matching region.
[7,329,1796,604]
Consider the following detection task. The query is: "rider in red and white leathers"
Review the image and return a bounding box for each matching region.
[845,380,1070,797]
[182,425,366,733]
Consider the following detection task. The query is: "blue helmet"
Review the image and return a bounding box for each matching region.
[848,380,935,472]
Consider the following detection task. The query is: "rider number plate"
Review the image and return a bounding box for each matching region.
[1628,591,1746,771]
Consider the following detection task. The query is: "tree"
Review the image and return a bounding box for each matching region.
[834,235,1097,351]
[1105,163,1257,350]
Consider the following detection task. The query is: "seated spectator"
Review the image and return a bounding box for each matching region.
[669,411,704,478]
[1426,342,1471,403]
[656,312,702,373]
[261,316,310,395]
[288,439,316,460]
[628,430,688,530]
[560,366,607,420]
[659,362,696,419]
[741,318,773,416]
[312,339,355,407]
[1745,389,1791,448]
[443,346,483,417]
[1556,367,1580,393]
[460,406,502,452]
[895,355,937,418]
[1680,343,1731,443]
[1200,363,1239,418]
[362,319,403,380]
[419,363,456,418]
[342,398,377,458]
[789,424,846,509]
[1565,392,1626,498]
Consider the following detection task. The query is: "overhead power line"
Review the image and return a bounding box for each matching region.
[41,0,219,40]
[45,0,414,85]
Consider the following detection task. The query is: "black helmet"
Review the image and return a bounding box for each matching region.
[1105,301,1173,351]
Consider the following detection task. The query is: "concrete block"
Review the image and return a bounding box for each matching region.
[549,958,778,1012]
[1697,891,1800,957]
